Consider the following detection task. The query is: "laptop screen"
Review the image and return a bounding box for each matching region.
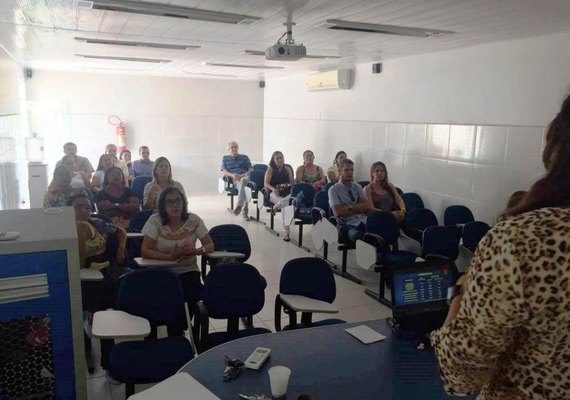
[392,263,455,311]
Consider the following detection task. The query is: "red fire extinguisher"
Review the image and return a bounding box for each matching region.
[108,115,126,152]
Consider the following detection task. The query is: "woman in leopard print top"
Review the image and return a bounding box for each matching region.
[431,94,570,400]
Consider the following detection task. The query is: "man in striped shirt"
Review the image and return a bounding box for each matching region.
[221,140,253,220]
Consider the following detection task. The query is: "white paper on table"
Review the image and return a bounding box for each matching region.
[345,325,386,344]
[130,372,220,400]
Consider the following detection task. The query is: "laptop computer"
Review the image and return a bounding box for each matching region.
[390,258,457,334]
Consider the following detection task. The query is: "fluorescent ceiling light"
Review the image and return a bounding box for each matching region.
[321,19,455,37]
[240,49,340,59]
[75,54,171,63]
[183,71,239,78]
[204,62,283,70]
[74,37,200,50]
[82,0,261,25]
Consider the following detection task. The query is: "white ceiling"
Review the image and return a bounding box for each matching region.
[1,0,570,80]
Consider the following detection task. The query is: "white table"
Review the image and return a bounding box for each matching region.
[92,310,151,339]
[134,257,180,267]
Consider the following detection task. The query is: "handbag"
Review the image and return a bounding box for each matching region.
[276,183,292,197]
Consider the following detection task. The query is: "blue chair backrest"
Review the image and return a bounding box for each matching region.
[131,176,153,201]
[365,211,400,246]
[203,263,266,318]
[444,205,475,227]
[402,192,424,211]
[462,221,490,250]
[252,164,268,173]
[422,226,460,260]
[248,170,265,192]
[129,210,154,233]
[208,224,251,261]
[116,269,185,324]
[406,208,438,231]
[280,257,336,303]
[323,182,335,192]
[313,191,331,219]
[358,181,370,188]
[395,187,404,197]
[291,183,315,208]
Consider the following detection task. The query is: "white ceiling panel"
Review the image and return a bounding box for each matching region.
[0,0,569,80]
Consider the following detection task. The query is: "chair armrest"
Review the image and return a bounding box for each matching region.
[311,207,326,224]
[246,181,258,192]
[279,294,339,314]
[127,232,145,239]
[362,233,386,251]
[194,301,210,353]
[92,310,151,339]
[274,295,283,332]
[80,269,104,282]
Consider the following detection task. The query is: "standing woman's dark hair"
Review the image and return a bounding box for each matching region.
[333,151,347,167]
[501,94,570,218]
[269,151,284,169]
[157,186,189,225]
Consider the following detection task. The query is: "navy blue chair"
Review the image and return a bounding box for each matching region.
[222,176,239,211]
[363,212,417,306]
[395,187,404,197]
[128,210,154,233]
[131,176,152,202]
[195,263,271,353]
[275,257,345,331]
[421,226,460,261]
[107,269,195,398]
[444,205,475,230]
[246,169,266,223]
[358,180,370,188]
[200,224,252,281]
[403,208,438,244]
[252,163,268,173]
[126,210,154,268]
[289,183,316,251]
[402,192,425,212]
[462,221,490,252]
[323,182,335,192]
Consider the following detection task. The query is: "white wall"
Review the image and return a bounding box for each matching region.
[25,72,264,195]
[0,46,27,210]
[264,32,570,225]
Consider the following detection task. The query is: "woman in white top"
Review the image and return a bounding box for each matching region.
[141,186,213,290]
[91,154,114,194]
[326,151,347,183]
[143,156,186,210]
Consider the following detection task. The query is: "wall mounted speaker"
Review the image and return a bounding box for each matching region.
[372,63,382,74]
[25,68,33,78]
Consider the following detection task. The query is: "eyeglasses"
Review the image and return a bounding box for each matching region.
[166,199,183,206]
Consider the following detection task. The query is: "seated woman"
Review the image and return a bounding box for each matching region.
[119,149,134,184]
[91,154,114,194]
[326,151,347,183]
[143,156,186,210]
[141,186,214,296]
[71,193,128,372]
[96,167,140,229]
[44,165,89,208]
[264,151,294,241]
[295,150,326,191]
[364,161,406,223]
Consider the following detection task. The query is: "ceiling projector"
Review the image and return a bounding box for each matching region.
[265,43,307,61]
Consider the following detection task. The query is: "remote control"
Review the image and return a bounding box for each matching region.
[0,232,19,241]
[244,347,271,370]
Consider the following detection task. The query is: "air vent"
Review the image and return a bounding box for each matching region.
[89,0,262,24]
[204,62,283,70]
[321,19,455,38]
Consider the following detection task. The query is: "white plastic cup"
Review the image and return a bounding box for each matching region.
[268,366,291,398]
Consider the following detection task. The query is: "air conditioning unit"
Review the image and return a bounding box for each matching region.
[305,69,353,91]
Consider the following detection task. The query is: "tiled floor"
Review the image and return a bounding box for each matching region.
[87,194,392,400]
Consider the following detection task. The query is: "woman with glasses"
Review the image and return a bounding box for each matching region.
[364,161,406,223]
[143,156,186,210]
[295,150,326,191]
[264,151,294,241]
[141,186,214,290]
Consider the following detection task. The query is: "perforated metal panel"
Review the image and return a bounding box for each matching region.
[0,314,55,399]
